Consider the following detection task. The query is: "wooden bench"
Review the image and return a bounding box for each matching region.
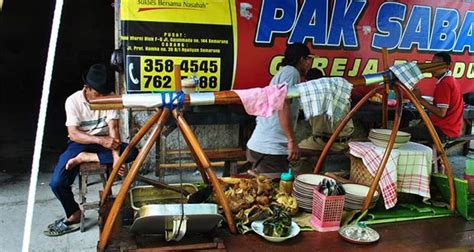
[158,146,348,178]
[444,134,474,154]
[432,134,474,173]
[158,148,248,177]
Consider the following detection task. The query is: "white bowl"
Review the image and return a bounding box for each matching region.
[342,184,380,198]
[251,220,300,242]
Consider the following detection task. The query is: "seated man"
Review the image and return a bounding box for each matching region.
[403,52,464,143]
[44,64,138,236]
[292,68,354,174]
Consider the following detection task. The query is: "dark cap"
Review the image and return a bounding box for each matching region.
[433,52,452,65]
[82,64,110,94]
[282,43,313,67]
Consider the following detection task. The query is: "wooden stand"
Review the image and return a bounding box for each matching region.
[313,53,456,213]
[96,66,236,251]
[90,62,453,250]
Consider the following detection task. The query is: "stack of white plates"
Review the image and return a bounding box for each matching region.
[342,184,379,210]
[292,174,336,211]
[368,128,411,149]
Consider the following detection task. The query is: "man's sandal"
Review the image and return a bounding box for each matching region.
[47,217,66,229]
[44,220,79,237]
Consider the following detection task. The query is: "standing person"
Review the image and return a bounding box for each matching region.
[292,68,354,174]
[44,64,138,236]
[404,52,464,143]
[246,43,313,174]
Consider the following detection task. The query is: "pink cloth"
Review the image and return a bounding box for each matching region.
[233,84,288,117]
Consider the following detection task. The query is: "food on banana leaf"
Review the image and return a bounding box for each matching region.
[219,176,277,225]
[234,205,273,225]
[222,176,275,214]
[274,192,298,216]
[262,205,292,237]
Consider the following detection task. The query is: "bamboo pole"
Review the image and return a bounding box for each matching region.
[98,108,171,252]
[89,62,447,111]
[361,84,402,211]
[172,109,237,234]
[381,48,389,128]
[100,108,163,205]
[313,85,385,173]
[398,84,456,212]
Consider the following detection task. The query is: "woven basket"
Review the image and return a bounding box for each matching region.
[349,155,375,187]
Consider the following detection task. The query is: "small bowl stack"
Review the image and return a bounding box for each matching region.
[368,128,411,149]
[292,174,336,211]
[342,184,379,210]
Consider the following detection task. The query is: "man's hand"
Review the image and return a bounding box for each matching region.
[117,164,126,177]
[287,140,300,161]
[100,136,120,150]
[412,86,422,99]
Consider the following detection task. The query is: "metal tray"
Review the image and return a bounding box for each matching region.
[130,203,223,234]
[130,184,198,211]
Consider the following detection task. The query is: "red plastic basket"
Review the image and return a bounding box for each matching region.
[310,187,345,232]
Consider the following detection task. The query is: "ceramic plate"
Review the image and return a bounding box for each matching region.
[251,220,300,242]
[368,137,407,149]
[368,133,410,143]
[296,174,335,187]
[370,128,411,137]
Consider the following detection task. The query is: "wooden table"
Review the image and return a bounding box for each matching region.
[104,217,474,251]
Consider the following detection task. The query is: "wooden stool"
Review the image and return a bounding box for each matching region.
[78,162,108,232]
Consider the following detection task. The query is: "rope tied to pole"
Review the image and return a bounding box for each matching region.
[160,91,185,110]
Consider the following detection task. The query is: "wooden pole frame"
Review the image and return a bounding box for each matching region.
[313,83,456,213]
[92,62,454,250]
[97,69,236,252]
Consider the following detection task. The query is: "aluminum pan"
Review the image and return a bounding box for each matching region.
[130,203,223,234]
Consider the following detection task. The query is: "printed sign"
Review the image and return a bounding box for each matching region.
[121,0,474,94]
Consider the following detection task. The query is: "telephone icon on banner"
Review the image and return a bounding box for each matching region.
[129,62,139,85]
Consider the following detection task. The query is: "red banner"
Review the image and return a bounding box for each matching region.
[121,0,473,95]
[233,0,474,95]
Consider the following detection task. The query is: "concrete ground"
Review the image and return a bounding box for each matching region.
[1,106,472,251]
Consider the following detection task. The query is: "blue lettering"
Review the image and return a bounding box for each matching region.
[288,0,327,45]
[399,5,431,51]
[372,2,406,50]
[454,11,474,53]
[255,0,297,43]
[430,8,459,51]
[327,0,366,47]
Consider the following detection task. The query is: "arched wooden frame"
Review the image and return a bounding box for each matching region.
[313,76,456,213]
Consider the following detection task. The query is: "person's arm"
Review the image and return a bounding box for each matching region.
[107,119,121,162]
[413,86,448,118]
[67,125,121,150]
[278,100,300,161]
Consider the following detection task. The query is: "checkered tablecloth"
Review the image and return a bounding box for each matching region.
[349,141,432,209]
